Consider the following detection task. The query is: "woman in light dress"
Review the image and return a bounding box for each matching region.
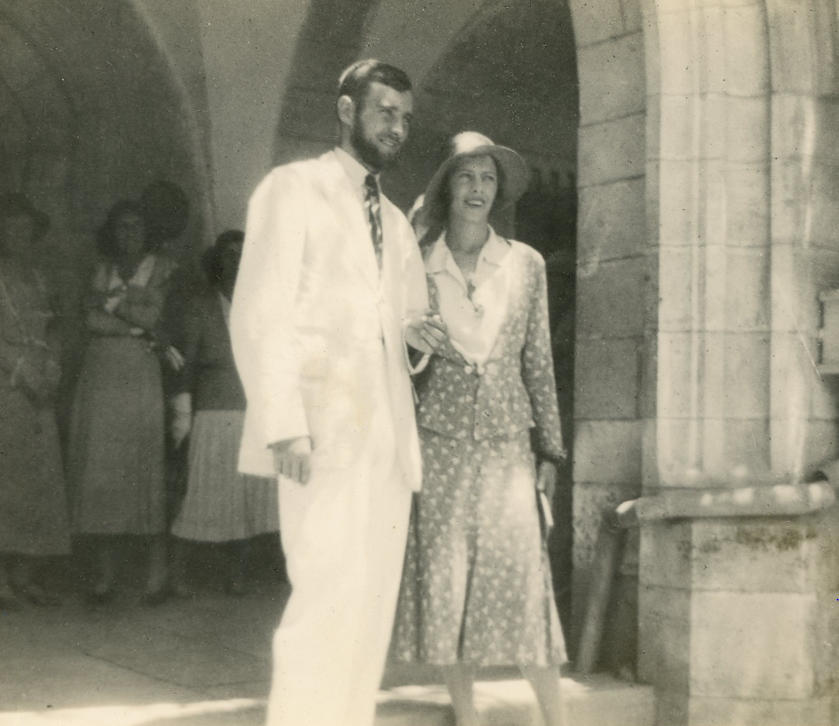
[69,200,176,605]
[392,132,568,726]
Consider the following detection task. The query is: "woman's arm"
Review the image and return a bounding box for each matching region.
[82,263,136,336]
[114,281,167,331]
[521,254,567,464]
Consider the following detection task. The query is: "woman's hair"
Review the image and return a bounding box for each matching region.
[202,229,244,287]
[419,154,506,249]
[96,200,150,258]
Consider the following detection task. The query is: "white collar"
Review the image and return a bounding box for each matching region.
[333,147,380,195]
[425,226,510,275]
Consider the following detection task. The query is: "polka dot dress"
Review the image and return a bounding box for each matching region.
[391,241,567,667]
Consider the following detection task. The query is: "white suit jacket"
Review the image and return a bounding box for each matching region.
[230,150,428,491]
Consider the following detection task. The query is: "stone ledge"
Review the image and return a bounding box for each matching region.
[615,481,835,526]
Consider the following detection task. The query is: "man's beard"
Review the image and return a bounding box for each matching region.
[350,120,400,171]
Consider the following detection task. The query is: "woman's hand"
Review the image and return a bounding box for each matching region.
[405,311,447,354]
[536,460,559,504]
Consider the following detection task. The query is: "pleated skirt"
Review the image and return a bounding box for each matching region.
[171,410,279,542]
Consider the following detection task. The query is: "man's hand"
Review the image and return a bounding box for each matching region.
[536,460,558,505]
[405,311,447,354]
[270,436,312,484]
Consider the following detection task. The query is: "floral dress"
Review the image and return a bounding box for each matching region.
[392,234,567,667]
[0,260,71,556]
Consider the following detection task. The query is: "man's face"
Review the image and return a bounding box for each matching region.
[350,82,413,171]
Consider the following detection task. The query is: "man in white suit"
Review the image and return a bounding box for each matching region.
[230,60,445,726]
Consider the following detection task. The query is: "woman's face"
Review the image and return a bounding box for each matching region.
[114,212,146,258]
[447,154,498,224]
[1,213,37,263]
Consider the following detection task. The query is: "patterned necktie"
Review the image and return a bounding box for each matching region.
[363,173,383,270]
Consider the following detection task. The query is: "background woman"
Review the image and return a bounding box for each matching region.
[168,230,279,596]
[392,132,568,726]
[68,200,176,605]
[0,194,71,608]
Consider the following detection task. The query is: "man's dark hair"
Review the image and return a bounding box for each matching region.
[337,59,412,105]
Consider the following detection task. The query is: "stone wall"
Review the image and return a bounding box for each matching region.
[567,0,648,659]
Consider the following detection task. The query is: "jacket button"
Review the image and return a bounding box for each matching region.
[463,364,473,374]
[475,364,485,376]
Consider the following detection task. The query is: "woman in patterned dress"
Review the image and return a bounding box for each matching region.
[68,200,177,605]
[0,194,71,609]
[392,132,568,726]
[168,230,279,596]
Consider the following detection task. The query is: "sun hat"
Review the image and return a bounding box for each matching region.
[0,193,50,239]
[419,131,530,228]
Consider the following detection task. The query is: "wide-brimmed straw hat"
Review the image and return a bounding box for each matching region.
[419,131,529,227]
[0,193,50,240]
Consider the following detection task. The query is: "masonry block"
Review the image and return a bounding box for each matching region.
[655,9,694,96]
[802,419,839,470]
[688,696,832,726]
[620,0,643,32]
[573,420,644,484]
[638,519,691,589]
[656,331,693,418]
[578,113,645,187]
[722,332,771,417]
[578,32,644,124]
[655,158,694,246]
[578,178,646,263]
[725,162,771,246]
[769,244,810,334]
[569,0,624,46]
[767,0,816,95]
[722,4,770,95]
[771,94,817,164]
[690,590,817,699]
[808,161,839,245]
[658,246,694,332]
[690,518,819,592]
[577,256,647,337]
[720,418,771,473]
[658,92,694,162]
[655,417,696,486]
[726,95,770,164]
[638,584,691,692]
[575,337,640,420]
[771,158,809,245]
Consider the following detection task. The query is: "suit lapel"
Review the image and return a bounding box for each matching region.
[317,153,380,293]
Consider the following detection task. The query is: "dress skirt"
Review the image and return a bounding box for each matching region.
[69,336,166,535]
[172,410,279,542]
[0,387,71,556]
[392,428,566,667]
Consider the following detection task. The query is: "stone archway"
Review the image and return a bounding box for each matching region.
[0,0,210,427]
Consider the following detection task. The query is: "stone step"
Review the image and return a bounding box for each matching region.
[377,665,655,726]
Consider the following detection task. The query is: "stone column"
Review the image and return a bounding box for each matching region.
[639,0,839,723]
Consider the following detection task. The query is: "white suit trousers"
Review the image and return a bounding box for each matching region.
[265,412,411,726]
